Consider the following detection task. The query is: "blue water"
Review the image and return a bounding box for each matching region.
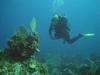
[0,0,100,57]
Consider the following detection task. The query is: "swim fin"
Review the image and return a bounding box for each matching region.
[81,33,95,37]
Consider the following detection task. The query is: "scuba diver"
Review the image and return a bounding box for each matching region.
[49,15,83,44]
[49,0,95,44]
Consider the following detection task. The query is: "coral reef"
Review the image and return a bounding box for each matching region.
[37,51,100,75]
[3,26,39,62]
[0,58,49,75]
[0,17,50,75]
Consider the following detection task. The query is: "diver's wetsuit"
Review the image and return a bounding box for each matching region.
[49,15,82,44]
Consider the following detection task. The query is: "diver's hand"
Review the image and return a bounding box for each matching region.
[49,32,56,40]
[50,35,55,40]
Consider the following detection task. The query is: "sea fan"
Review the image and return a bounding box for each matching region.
[30,17,37,32]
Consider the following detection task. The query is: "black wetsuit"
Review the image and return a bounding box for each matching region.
[49,16,82,44]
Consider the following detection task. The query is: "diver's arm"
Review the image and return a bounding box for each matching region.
[49,24,53,35]
[49,23,55,39]
[65,25,71,31]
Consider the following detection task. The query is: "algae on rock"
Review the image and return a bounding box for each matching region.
[0,16,50,75]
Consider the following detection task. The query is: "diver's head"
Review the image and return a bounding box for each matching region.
[52,14,68,25]
[53,14,59,19]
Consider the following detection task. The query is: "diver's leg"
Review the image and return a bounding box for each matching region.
[65,33,83,44]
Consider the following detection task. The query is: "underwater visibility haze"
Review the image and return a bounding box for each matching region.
[0,0,100,75]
